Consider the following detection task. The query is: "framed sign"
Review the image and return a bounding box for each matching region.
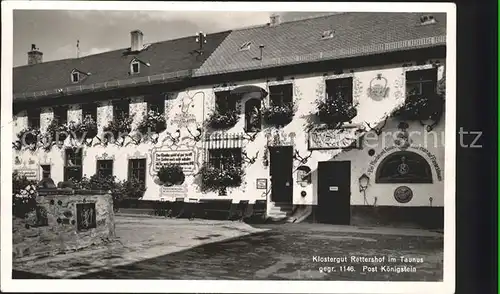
[256,178,267,190]
[308,128,359,150]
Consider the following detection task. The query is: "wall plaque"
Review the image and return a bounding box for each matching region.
[153,149,196,174]
[14,169,38,181]
[394,186,413,203]
[308,128,359,150]
[256,178,267,190]
[76,203,97,231]
[160,185,188,199]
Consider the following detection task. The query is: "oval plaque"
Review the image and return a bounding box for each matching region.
[394,186,413,203]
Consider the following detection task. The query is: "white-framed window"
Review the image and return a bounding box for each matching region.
[130,60,140,74]
[321,30,334,40]
[71,71,79,83]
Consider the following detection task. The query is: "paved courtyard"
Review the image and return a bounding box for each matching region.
[13,216,443,281]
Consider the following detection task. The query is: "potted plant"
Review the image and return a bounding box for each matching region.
[316,96,357,129]
[262,103,295,127]
[12,172,38,219]
[137,110,166,136]
[157,164,185,186]
[206,108,239,129]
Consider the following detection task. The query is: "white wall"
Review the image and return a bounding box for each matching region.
[13,59,446,209]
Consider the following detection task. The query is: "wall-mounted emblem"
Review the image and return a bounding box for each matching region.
[394,186,413,203]
[256,178,267,190]
[367,74,389,101]
[397,157,410,175]
[14,156,21,165]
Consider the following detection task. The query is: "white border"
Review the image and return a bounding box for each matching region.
[1,2,456,293]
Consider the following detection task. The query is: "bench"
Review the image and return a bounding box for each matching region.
[199,199,234,220]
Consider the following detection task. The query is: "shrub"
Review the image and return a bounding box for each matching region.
[157,164,185,186]
[12,171,38,218]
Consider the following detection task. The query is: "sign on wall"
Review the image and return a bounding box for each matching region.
[153,150,196,174]
[160,185,188,199]
[15,169,39,181]
[308,128,359,150]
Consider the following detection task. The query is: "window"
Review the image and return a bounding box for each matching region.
[96,160,113,178]
[214,91,236,113]
[375,151,433,184]
[131,60,140,74]
[321,30,334,39]
[64,148,83,181]
[326,77,353,104]
[71,71,79,83]
[208,148,242,170]
[239,41,252,51]
[128,159,146,185]
[27,109,40,129]
[147,95,165,114]
[41,165,51,179]
[113,100,129,119]
[269,84,293,106]
[419,15,436,25]
[53,106,68,124]
[245,98,261,132]
[82,103,98,121]
[406,68,437,98]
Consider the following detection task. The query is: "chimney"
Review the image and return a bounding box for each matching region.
[269,13,281,26]
[130,30,144,52]
[27,44,43,65]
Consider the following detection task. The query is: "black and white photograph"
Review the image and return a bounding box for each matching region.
[1,2,456,293]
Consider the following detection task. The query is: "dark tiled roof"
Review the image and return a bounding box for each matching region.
[13,30,232,99]
[195,12,447,76]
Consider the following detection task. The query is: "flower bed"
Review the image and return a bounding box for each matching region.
[262,103,294,127]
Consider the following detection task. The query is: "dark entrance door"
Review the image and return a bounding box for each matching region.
[317,161,351,225]
[269,146,293,203]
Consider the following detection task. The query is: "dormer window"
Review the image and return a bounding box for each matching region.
[419,15,437,25]
[131,60,140,74]
[71,71,79,83]
[321,30,334,40]
[70,69,90,83]
[239,42,252,51]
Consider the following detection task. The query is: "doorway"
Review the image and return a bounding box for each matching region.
[269,146,293,203]
[317,161,351,224]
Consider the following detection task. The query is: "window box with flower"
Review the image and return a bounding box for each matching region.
[69,116,98,142]
[157,164,185,186]
[44,119,70,148]
[262,102,295,127]
[103,114,134,144]
[14,127,41,150]
[316,97,358,129]
[206,108,239,129]
[199,161,245,193]
[137,110,166,137]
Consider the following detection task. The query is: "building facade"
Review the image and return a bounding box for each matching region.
[13,12,447,227]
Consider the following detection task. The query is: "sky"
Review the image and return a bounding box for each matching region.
[13,10,327,67]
